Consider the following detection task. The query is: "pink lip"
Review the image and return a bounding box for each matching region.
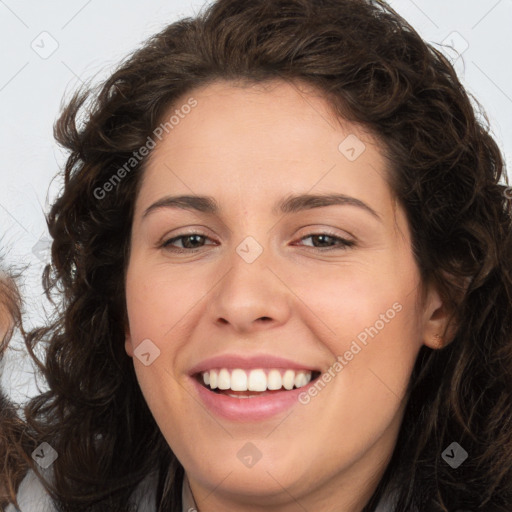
[188,354,321,422]
[191,377,317,422]
[188,354,320,375]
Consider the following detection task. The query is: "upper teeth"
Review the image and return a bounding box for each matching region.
[202,368,312,391]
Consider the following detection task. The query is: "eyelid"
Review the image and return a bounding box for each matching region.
[157,225,216,244]
[294,224,356,242]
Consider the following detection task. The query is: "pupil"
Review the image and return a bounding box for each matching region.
[184,235,203,248]
[314,235,331,247]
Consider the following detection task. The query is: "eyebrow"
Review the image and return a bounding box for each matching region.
[142,193,381,221]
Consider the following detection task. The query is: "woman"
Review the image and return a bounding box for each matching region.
[6,0,512,510]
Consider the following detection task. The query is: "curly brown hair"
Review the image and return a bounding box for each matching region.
[0,265,33,509]
[14,0,512,510]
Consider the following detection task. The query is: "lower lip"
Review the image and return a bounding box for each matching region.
[191,377,315,422]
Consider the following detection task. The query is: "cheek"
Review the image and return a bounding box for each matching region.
[124,268,191,440]
[290,257,421,352]
[124,261,209,414]
[125,262,205,343]
[291,256,423,415]
[328,271,421,409]
[290,280,421,472]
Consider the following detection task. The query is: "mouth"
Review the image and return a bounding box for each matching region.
[189,354,325,421]
[195,368,322,398]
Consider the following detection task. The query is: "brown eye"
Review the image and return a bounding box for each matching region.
[295,232,355,251]
[162,233,214,252]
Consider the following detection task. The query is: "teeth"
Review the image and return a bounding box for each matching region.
[200,368,312,392]
[267,369,282,390]
[218,369,230,390]
[282,369,295,390]
[230,369,247,391]
[248,369,267,391]
[209,369,218,389]
[294,371,309,388]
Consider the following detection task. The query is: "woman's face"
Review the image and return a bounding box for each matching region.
[125,79,446,510]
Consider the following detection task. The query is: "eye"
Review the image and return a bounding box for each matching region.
[161,233,215,253]
[294,232,355,251]
[160,230,355,254]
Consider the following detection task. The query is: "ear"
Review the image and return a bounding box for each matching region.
[124,321,134,358]
[421,279,458,350]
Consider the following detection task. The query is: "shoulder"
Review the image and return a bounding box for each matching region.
[5,470,56,512]
[374,489,398,512]
[6,470,158,512]
[129,471,158,512]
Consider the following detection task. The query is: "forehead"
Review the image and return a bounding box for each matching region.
[136,79,393,218]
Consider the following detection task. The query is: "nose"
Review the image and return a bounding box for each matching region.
[207,241,292,334]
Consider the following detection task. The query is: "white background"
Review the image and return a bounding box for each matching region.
[1,0,511,403]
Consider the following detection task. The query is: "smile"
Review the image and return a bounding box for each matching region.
[190,358,322,421]
[199,368,319,396]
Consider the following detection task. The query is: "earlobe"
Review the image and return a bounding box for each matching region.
[430,332,445,350]
[124,326,134,358]
[421,282,457,350]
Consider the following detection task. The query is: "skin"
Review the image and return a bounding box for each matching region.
[124,79,450,512]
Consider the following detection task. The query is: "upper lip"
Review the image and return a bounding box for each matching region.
[188,354,321,375]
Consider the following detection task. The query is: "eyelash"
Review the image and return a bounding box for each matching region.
[160,231,355,253]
